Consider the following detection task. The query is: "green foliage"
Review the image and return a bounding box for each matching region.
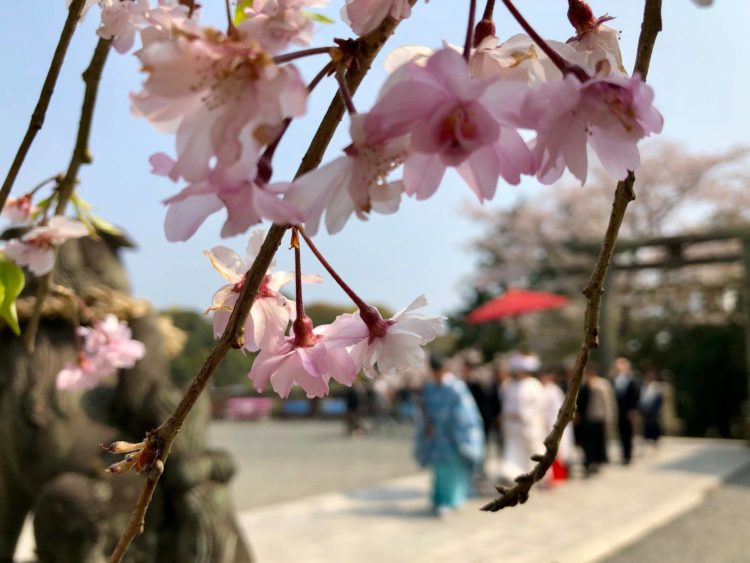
[0,256,24,335]
[234,0,253,24]
[303,11,334,24]
[627,323,747,439]
[163,307,254,389]
[71,193,124,239]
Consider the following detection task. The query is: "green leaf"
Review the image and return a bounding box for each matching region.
[304,11,335,24]
[234,0,254,24]
[0,257,25,336]
[31,194,57,220]
[71,193,99,239]
[89,213,123,237]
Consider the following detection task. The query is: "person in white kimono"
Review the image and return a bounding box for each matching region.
[500,353,546,480]
[540,369,574,481]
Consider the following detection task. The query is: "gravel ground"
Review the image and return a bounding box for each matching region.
[210,419,417,510]
[602,462,750,563]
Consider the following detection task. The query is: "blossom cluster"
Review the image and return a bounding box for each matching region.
[1,201,88,276]
[0,189,144,392]
[206,230,443,398]
[56,314,146,391]
[85,1,662,242]
[46,1,665,398]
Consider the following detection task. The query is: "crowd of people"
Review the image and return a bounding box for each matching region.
[412,352,667,517]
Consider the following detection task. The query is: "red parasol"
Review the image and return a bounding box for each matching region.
[466,288,569,324]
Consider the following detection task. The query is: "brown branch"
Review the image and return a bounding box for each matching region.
[23,38,112,354]
[108,5,417,561]
[482,0,663,512]
[0,0,88,214]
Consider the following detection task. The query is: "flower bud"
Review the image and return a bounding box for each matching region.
[473,18,496,48]
[567,0,597,34]
[101,440,145,454]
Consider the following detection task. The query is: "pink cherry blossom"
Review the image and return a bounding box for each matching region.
[161,171,303,241]
[470,34,575,84]
[97,0,150,54]
[132,20,308,184]
[239,0,327,54]
[4,216,88,276]
[569,24,626,76]
[56,356,102,391]
[81,314,146,370]
[325,296,443,378]
[248,319,357,398]
[56,314,146,391]
[205,230,321,351]
[527,72,663,184]
[365,48,535,202]
[285,115,406,235]
[140,0,194,46]
[1,195,37,224]
[342,0,412,36]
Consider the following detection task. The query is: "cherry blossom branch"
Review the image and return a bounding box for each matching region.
[291,228,306,322]
[482,0,663,512]
[24,38,112,354]
[482,0,496,20]
[335,65,358,114]
[259,61,336,181]
[224,0,237,36]
[273,46,338,64]
[108,6,416,561]
[500,0,588,80]
[463,0,478,61]
[0,0,88,215]
[28,175,62,198]
[298,226,368,311]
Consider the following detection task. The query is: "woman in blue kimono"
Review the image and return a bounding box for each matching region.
[414,354,485,516]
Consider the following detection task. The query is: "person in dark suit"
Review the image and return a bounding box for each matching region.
[612,357,640,464]
[459,359,497,477]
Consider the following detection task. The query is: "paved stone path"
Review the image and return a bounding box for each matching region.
[14,424,749,562]
[234,438,749,563]
[603,461,750,563]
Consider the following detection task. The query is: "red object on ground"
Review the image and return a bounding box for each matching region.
[551,459,569,481]
[466,288,569,323]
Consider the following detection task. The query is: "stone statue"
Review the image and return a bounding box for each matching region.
[0,230,253,563]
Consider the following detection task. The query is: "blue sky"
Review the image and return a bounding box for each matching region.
[1,1,748,317]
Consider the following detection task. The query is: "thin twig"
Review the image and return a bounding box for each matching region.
[463,0,478,61]
[258,61,336,181]
[23,38,112,354]
[0,0,88,214]
[335,65,357,114]
[501,0,588,80]
[299,226,368,310]
[273,46,336,64]
[108,5,417,561]
[482,0,496,21]
[482,0,663,512]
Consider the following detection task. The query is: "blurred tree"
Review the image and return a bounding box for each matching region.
[452,142,750,363]
[626,322,747,439]
[163,308,254,388]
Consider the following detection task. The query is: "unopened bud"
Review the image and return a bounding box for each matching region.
[567,0,597,34]
[473,18,496,48]
[101,440,145,454]
[106,458,136,475]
